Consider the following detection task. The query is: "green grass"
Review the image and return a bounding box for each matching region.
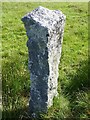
[2,2,89,120]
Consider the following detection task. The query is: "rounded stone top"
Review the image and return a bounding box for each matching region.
[21,6,66,29]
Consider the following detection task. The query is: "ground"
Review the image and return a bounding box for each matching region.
[2,2,89,120]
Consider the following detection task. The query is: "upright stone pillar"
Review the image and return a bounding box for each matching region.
[21,6,66,114]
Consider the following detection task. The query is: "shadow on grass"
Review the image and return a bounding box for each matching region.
[63,59,90,118]
[66,59,89,96]
[2,106,31,120]
[2,54,31,120]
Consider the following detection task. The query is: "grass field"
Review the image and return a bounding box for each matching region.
[2,2,89,120]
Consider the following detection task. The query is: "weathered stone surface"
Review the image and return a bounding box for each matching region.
[21,6,66,114]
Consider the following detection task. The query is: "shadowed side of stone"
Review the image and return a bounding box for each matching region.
[27,25,49,113]
[21,6,66,115]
